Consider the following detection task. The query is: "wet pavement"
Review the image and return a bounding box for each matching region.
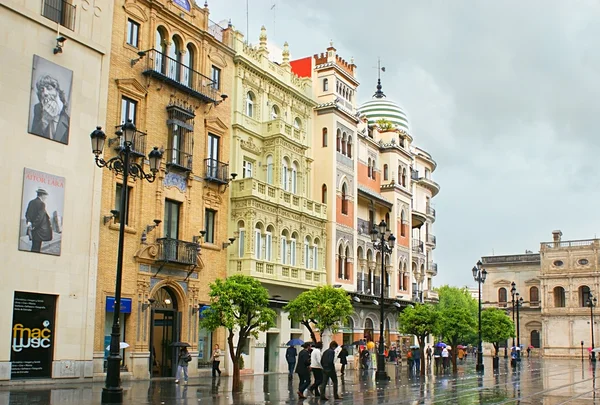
[2,357,600,404]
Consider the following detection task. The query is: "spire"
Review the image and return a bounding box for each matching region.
[259,26,267,50]
[281,41,290,67]
[373,57,386,98]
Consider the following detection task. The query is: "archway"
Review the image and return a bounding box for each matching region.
[364,318,374,342]
[149,285,181,377]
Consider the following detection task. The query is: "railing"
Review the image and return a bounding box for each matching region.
[482,254,540,264]
[427,262,438,275]
[411,169,419,181]
[42,0,76,30]
[156,238,199,266]
[166,148,193,171]
[204,158,229,183]
[208,19,225,42]
[543,239,596,249]
[412,239,424,254]
[427,234,437,245]
[142,49,217,103]
[113,126,147,157]
[426,205,436,218]
[234,259,326,286]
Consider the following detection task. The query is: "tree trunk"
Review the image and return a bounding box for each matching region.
[419,339,426,376]
[303,321,318,343]
[451,340,458,373]
[227,331,243,392]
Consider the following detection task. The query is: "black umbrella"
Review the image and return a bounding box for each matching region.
[170,342,191,347]
[352,339,366,345]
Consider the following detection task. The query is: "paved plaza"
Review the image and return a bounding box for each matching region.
[2,357,600,404]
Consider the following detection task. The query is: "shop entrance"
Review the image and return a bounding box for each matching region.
[149,286,181,377]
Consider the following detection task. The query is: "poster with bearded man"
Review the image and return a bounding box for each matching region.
[28,55,72,144]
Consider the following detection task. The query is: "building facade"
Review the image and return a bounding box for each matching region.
[93,0,235,380]
[0,0,113,382]
[480,253,542,356]
[539,230,600,358]
[290,48,440,354]
[227,28,327,374]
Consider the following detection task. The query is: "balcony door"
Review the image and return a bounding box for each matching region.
[207,134,220,178]
[164,200,180,261]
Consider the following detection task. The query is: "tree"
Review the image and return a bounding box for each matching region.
[437,285,477,373]
[481,308,515,357]
[284,285,354,343]
[398,303,439,376]
[199,274,276,391]
[376,118,394,131]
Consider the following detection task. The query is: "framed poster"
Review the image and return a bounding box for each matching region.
[19,168,65,256]
[28,55,73,144]
[10,291,57,379]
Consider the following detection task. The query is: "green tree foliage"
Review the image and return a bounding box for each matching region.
[437,285,477,373]
[398,303,439,376]
[481,308,515,357]
[284,285,354,343]
[199,275,276,391]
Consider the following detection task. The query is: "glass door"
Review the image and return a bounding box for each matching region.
[207,134,220,178]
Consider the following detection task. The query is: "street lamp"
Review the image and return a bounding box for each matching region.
[371,219,395,381]
[472,260,487,372]
[91,122,162,404]
[516,295,523,361]
[587,293,598,362]
[510,282,517,351]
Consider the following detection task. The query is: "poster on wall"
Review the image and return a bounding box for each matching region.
[10,291,57,379]
[28,55,73,144]
[19,168,65,256]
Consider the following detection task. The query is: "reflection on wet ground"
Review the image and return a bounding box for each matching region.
[2,357,600,404]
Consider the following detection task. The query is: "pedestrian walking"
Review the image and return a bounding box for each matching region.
[295,342,312,399]
[441,347,449,371]
[388,346,397,364]
[175,347,191,384]
[426,346,432,367]
[286,345,297,379]
[433,346,442,374]
[338,345,349,375]
[407,348,414,373]
[320,341,342,400]
[414,347,421,374]
[211,344,222,377]
[309,342,323,397]
[527,346,531,357]
[360,347,370,370]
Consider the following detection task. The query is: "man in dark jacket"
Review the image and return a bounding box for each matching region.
[25,188,53,252]
[286,345,297,378]
[295,342,311,399]
[320,341,342,400]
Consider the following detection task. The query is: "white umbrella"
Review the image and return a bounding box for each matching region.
[106,342,130,351]
[591,347,600,353]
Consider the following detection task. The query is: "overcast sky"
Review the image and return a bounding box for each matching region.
[206,0,600,288]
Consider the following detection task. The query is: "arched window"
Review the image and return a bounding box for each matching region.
[281,158,289,191]
[400,211,406,237]
[498,287,507,306]
[344,246,350,280]
[368,158,372,178]
[312,239,319,270]
[280,230,288,265]
[347,137,352,158]
[183,44,194,86]
[294,117,302,130]
[402,167,407,187]
[304,236,311,269]
[322,128,328,147]
[323,78,328,92]
[291,161,298,194]
[155,27,167,73]
[290,232,298,266]
[530,286,539,306]
[341,183,348,215]
[580,285,591,307]
[338,245,344,279]
[246,92,255,117]
[254,223,263,260]
[266,155,274,184]
[336,129,341,152]
[364,318,374,341]
[265,225,273,261]
[271,104,280,119]
[530,330,540,348]
[383,164,389,181]
[554,286,566,307]
[321,184,327,204]
[237,221,245,258]
[169,36,183,81]
[342,132,347,155]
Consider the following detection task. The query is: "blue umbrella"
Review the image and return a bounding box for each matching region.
[436,342,446,348]
[287,338,304,346]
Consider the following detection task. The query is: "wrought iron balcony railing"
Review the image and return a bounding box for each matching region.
[427,234,437,245]
[142,49,218,103]
[42,0,76,30]
[112,126,146,157]
[204,158,229,184]
[426,205,436,218]
[166,148,193,171]
[412,239,424,254]
[156,238,199,266]
[411,169,419,181]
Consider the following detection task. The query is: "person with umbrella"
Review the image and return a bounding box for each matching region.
[175,346,191,384]
[286,342,298,379]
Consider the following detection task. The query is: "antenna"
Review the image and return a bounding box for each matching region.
[246,0,249,44]
[373,57,386,98]
[271,1,276,44]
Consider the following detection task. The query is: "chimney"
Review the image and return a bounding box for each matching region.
[552,230,562,247]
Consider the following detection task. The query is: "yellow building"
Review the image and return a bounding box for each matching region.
[0,0,113,383]
[227,27,327,374]
[93,0,235,380]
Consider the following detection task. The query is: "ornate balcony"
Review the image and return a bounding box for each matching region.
[166,148,193,172]
[426,234,437,248]
[427,262,438,276]
[204,158,229,184]
[111,127,147,158]
[426,204,436,219]
[141,49,218,103]
[416,176,440,197]
[156,238,199,266]
[412,239,424,254]
[232,259,326,289]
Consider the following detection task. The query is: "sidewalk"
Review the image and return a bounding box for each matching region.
[1,357,599,404]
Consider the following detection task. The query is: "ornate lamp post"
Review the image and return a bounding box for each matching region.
[91,122,162,404]
[510,282,517,350]
[588,293,598,362]
[370,220,395,381]
[472,260,487,372]
[516,294,523,361]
